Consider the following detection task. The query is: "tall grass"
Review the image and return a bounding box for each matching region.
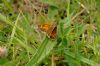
[0,0,100,66]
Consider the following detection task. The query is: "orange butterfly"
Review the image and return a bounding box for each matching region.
[38,22,57,39]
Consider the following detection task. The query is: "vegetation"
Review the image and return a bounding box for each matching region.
[0,0,100,66]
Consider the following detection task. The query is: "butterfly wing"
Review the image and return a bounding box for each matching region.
[38,22,57,39]
[48,26,57,39]
[47,22,57,34]
[38,24,51,32]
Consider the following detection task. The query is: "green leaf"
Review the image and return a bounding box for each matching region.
[48,6,58,20]
[40,0,59,8]
[62,37,67,46]
[0,58,8,65]
[26,37,57,66]
[64,51,100,66]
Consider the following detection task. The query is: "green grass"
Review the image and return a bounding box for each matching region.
[0,0,100,66]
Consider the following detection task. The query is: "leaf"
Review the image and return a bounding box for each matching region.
[64,51,100,66]
[40,0,59,8]
[26,37,57,66]
[62,37,67,46]
[0,14,7,22]
[0,58,8,65]
[48,6,58,20]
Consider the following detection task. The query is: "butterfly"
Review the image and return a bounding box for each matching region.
[38,22,57,39]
